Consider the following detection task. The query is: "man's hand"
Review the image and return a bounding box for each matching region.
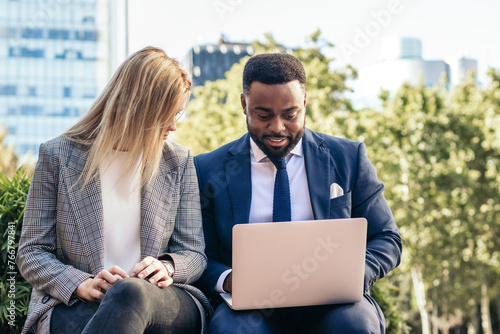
[223,271,232,293]
[75,266,129,301]
[130,256,173,288]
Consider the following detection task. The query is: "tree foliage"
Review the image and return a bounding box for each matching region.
[0,126,20,179]
[349,72,500,332]
[0,170,32,334]
[0,126,34,179]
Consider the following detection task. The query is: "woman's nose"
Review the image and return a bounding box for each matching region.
[166,120,177,132]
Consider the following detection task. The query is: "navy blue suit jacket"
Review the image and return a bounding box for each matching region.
[194,128,402,298]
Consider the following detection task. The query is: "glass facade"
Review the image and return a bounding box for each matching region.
[184,42,254,87]
[0,0,126,158]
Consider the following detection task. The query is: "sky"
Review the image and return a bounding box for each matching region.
[128,0,500,84]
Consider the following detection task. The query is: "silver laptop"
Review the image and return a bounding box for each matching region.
[220,218,367,310]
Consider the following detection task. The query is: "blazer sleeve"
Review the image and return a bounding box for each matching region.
[161,150,207,285]
[16,142,92,305]
[351,143,402,293]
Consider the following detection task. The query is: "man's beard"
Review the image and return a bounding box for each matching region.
[247,122,305,162]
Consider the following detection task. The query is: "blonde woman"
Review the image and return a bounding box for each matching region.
[16,46,212,334]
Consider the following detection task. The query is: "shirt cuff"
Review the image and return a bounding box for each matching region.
[215,269,232,293]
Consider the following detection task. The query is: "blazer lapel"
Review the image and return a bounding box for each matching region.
[303,129,331,220]
[226,134,252,225]
[64,142,105,274]
[139,144,177,258]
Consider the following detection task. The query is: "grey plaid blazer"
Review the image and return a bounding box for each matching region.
[16,136,212,334]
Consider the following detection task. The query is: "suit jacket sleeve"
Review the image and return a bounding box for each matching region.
[16,142,92,305]
[160,150,207,284]
[193,155,233,297]
[351,143,402,293]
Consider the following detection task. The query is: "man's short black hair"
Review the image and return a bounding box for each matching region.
[242,53,306,94]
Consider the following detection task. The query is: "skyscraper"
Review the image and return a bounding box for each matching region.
[0,0,127,159]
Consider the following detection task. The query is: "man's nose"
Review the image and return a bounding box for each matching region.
[268,117,285,133]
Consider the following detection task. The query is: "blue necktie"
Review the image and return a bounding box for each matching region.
[270,158,291,222]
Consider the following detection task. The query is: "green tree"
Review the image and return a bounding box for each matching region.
[0,170,32,334]
[0,126,20,178]
[350,72,500,333]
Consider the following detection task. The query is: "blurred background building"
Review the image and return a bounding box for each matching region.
[0,0,127,159]
[351,36,478,109]
[183,36,254,87]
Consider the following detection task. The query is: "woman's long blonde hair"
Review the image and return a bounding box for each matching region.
[64,46,191,188]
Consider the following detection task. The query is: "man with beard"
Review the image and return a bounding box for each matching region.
[194,53,402,334]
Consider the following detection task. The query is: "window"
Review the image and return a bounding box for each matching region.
[82,86,96,98]
[62,107,78,116]
[7,126,17,135]
[21,105,43,115]
[9,47,44,58]
[78,52,97,61]
[22,28,43,39]
[48,29,70,40]
[28,87,36,96]
[0,85,17,95]
[63,87,71,98]
[75,30,98,41]
[82,16,95,24]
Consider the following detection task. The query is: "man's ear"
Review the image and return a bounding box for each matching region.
[241,93,247,115]
[304,92,307,107]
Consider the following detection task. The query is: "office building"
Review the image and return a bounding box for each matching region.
[0,0,127,159]
[446,56,478,87]
[183,36,254,86]
[352,37,477,109]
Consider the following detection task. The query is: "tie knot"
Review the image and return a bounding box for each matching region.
[270,158,286,170]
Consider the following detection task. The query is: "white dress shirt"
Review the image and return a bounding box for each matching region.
[216,137,314,292]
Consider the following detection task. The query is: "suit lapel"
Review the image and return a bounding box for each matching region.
[64,142,105,274]
[303,129,331,220]
[226,134,252,224]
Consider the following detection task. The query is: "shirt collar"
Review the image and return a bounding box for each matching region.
[249,136,303,163]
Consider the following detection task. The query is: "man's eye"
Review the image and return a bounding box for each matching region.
[284,114,296,120]
[258,114,270,120]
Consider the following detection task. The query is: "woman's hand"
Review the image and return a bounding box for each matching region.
[75,266,129,301]
[130,256,173,288]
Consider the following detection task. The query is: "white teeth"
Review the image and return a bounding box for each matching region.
[269,138,284,142]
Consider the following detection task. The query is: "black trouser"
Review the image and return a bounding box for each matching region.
[50,277,200,334]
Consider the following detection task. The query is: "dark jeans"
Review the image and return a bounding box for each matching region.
[50,277,201,334]
[208,294,384,334]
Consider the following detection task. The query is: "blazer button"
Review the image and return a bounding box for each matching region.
[41,295,50,304]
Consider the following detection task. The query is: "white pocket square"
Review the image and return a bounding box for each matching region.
[330,183,344,199]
